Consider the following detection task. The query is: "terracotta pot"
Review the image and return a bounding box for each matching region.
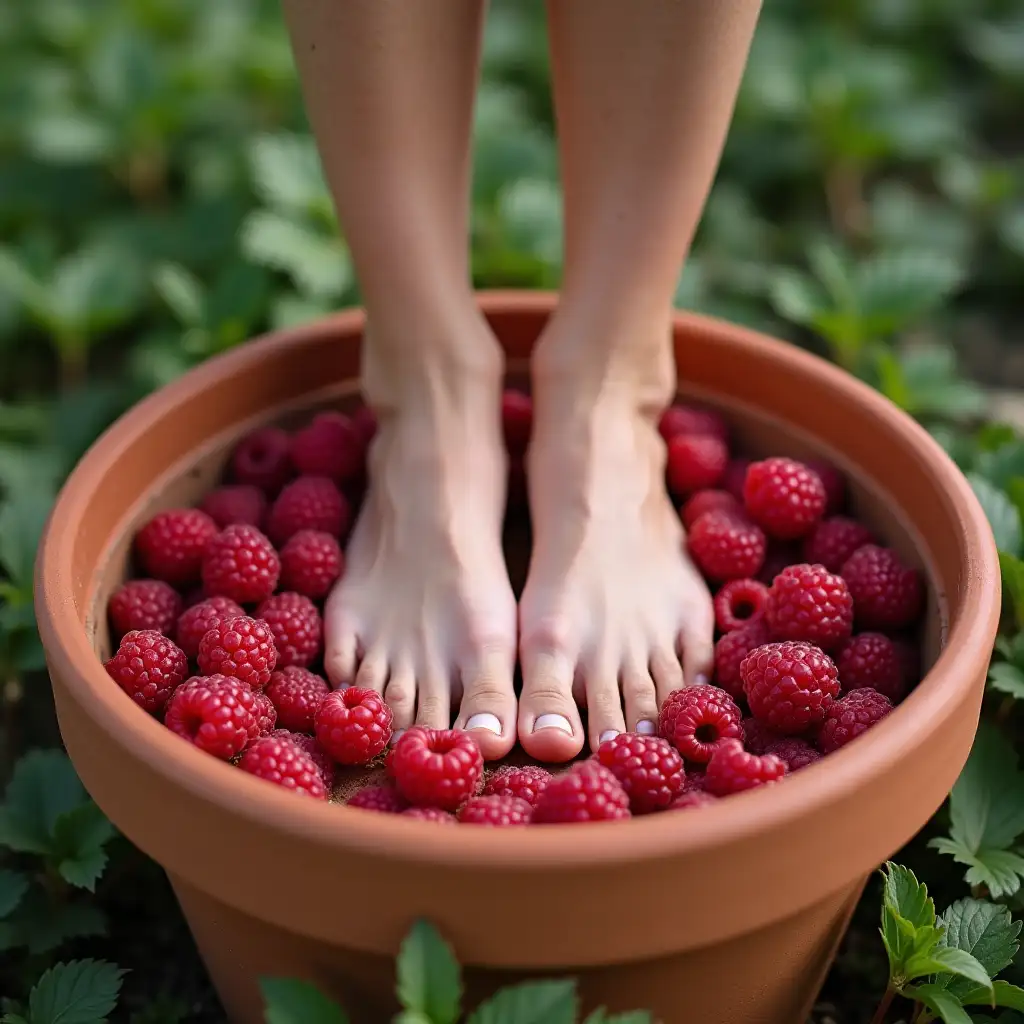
[36,292,998,1024]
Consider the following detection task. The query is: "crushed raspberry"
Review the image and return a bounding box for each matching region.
[705,739,786,796]
[175,596,245,660]
[238,735,326,798]
[230,426,293,495]
[835,632,907,703]
[251,690,277,735]
[658,405,729,443]
[714,578,769,633]
[658,684,744,765]
[265,667,329,733]
[802,517,873,573]
[806,459,846,516]
[201,524,280,604]
[279,529,343,600]
[688,511,766,582]
[315,686,393,765]
[104,630,188,714]
[818,687,893,753]
[764,737,822,772]
[741,641,840,734]
[458,794,533,826]
[290,411,364,484]
[680,489,741,529]
[347,784,408,813]
[741,717,782,756]
[595,733,684,813]
[270,730,334,787]
[670,791,718,810]
[200,485,268,530]
[135,509,218,587]
[841,545,924,630]
[482,765,553,806]
[266,476,350,547]
[164,675,259,759]
[197,615,278,690]
[502,390,533,455]
[109,579,182,639]
[256,592,322,669]
[402,807,456,823]
[666,434,729,496]
[765,563,854,650]
[743,457,827,540]
[388,728,483,811]
[531,761,631,823]
[713,620,771,701]
[722,458,752,501]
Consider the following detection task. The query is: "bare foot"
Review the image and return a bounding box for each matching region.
[323,317,518,760]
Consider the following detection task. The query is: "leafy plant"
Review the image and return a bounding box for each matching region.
[0,959,126,1024]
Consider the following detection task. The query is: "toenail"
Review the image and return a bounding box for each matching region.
[389,729,405,746]
[693,674,709,687]
[466,713,502,735]
[636,719,656,735]
[534,714,573,735]
[599,729,619,744]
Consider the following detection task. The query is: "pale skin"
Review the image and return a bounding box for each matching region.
[280,0,762,762]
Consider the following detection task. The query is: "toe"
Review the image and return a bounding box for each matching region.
[383,659,416,734]
[518,648,584,762]
[621,655,659,736]
[454,647,517,760]
[323,617,360,688]
[354,646,389,694]
[584,655,628,753]
[415,668,452,730]
[651,647,685,704]
[678,606,715,687]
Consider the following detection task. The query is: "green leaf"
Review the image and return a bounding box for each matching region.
[49,244,144,341]
[883,863,936,930]
[260,978,349,1024]
[152,264,205,327]
[0,750,91,855]
[27,960,125,1024]
[395,921,462,1024]
[767,268,828,328]
[248,134,333,218]
[929,840,1024,901]
[899,983,972,1024]
[958,980,1024,1010]
[905,946,992,998]
[854,250,966,334]
[936,899,1020,1001]
[51,803,116,892]
[968,474,1022,556]
[0,870,29,918]
[988,662,1024,700]
[0,487,54,592]
[583,1011,655,1023]
[998,552,1024,632]
[467,980,579,1024]
[0,249,49,320]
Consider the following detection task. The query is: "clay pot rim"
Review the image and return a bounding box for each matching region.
[36,291,999,870]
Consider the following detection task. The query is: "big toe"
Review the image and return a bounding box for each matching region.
[454,648,518,761]
[517,646,584,763]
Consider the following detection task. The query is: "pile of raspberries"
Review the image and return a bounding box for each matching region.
[102,397,923,824]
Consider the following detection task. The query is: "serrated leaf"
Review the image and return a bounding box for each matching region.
[854,250,966,333]
[929,840,1024,901]
[395,921,462,1024]
[0,750,91,855]
[0,870,29,918]
[989,662,1024,700]
[260,978,349,1024]
[28,959,125,1024]
[905,946,992,998]
[152,264,205,327]
[969,475,1022,556]
[936,899,1020,1000]
[883,863,936,930]
[961,980,1024,1010]
[467,980,578,1024]
[899,983,972,1024]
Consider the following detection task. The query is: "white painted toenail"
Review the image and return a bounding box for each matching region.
[389,729,405,746]
[694,674,709,686]
[466,713,502,735]
[637,720,656,735]
[599,730,619,744]
[534,714,573,735]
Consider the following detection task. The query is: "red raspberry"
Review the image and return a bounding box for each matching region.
[765,563,853,650]
[688,511,766,582]
[841,545,923,630]
[531,761,631,823]
[388,728,483,811]
[238,735,326,798]
[658,405,729,443]
[230,426,293,495]
[679,770,709,794]
[670,790,718,810]
[109,579,182,639]
[265,666,330,733]
[713,620,772,700]
[266,476,350,547]
[705,739,786,795]
[402,807,456,823]
[658,684,744,764]
[256,592,322,669]
[164,675,259,759]
[290,411,364,484]
[175,596,246,660]
[458,794,533,826]
[743,458,827,540]
[806,459,846,516]
[680,489,741,529]
[714,578,769,633]
[502,390,533,454]
[270,730,334,787]
[201,524,280,604]
[251,690,277,735]
[802,516,873,573]
[482,765,553,806]
[315,686,393,765]
[200,485,268,530]
[818,687,893,753]
[135,509,218,587]
[105,630,188,714]
[741,716,782,755]
[595,733,684,814]
[666,435,729,496]
[835,632,907,703]
[279,530,343,600]
[350,406,378,447]
[764,737,822,772]
[722,458,752,501]
[347,784,408,813]
[741,641,840,734]
[197,615,278,690]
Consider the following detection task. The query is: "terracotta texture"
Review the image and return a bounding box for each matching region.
[36,293,999,1023]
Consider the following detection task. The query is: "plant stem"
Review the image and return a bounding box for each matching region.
[869,987,896,1024]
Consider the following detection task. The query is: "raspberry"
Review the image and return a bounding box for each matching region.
[531,761,631,823]
[670,790,718,810]
[109,579,182,639]
[705,739,786,796]
[688,511,766,582]
[201,524,281,604]
[230,426,293,495]
[135,509,218,587]
[679,770,709,793]
[680,489,741,529]
[197,615,278,690]
[251,690,277,735]
[482,765,553,806]
[164,675,259,759]
[741,717,782,755]
[314,686,393,765]
[764,737,822,772]
[658,405,729,443]
[388,727,483,811]
[402,807,456,823]
[105,630,188,714]
[835,632,907,703]
[722,458,752,501]
[175,596,246,660]
[350,406,378,447]
[741,641,840,734]
[502,390,533,454]
[266,476,350,547]
[270,730,334,787]
[818,687,893,753]
[290,411,364,484]
[743,457,827,540]
[713,620,771,701]
[714,578,769,633]
[595,733,684,814]
[238,736,326,798]
[658,684,744,764]
[807,459,846,516]
[458,794,533,826]
[802,517,873,573]
[265,666,330,733]
[841,545,923,630]
[200,485,268,530]
[347,784,408,813]
[279,530,343,599]
[666,434,729,496]
[256,592,322,668]
[765,563,854,650]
